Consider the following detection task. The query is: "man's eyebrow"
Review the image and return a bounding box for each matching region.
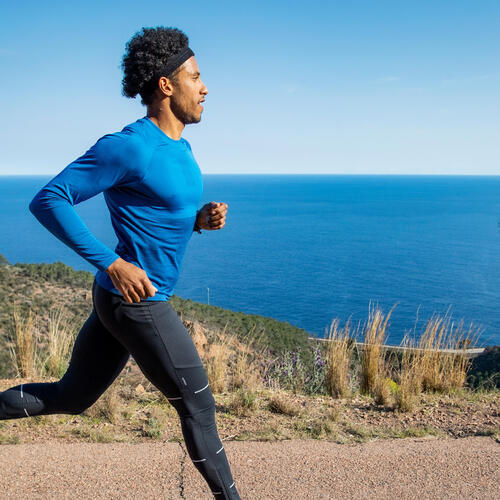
[189,71,201,76]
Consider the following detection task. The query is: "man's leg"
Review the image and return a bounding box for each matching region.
[93,282,241,500]
[0,283,130,419]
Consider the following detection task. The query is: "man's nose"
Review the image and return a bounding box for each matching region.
[201,81,208,95]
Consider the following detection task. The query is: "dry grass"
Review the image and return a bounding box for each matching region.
[188,319,209,353]
[324,318,355,398]
[186,320,264,394]
[393,313,481,411]
[358,302,396,396]
[8,303,41,378]
[229,348,263,392]
[228,386,257,416]
[205,327,232,393]
[84,381,121,424]
[267,391,301,416]
[185,319,232,393]
[43,305,77,378]
[141,405,168,439]
[417,313,480,393]
[305,417,338,439]
[394,335,422,411]
[373,374,393,406]
[228,325,265,392]
[7,303,78,381]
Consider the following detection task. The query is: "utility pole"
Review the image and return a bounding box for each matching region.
[207,287,210,305]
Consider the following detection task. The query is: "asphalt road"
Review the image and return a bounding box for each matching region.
[0,436,498,499]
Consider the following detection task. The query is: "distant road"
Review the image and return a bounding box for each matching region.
[309,337,486,357]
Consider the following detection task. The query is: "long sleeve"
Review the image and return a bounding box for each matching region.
[29,133,147,272]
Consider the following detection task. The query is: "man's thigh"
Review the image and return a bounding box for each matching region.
[58,308,130,402]
[93,286,213,415]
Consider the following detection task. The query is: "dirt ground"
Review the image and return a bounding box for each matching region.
[1,373,499,447]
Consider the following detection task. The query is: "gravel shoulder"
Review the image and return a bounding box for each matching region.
[0,436,498,499]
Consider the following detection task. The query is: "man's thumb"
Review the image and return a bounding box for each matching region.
[145,281,158,295]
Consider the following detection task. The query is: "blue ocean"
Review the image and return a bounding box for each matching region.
[1,175,498,347]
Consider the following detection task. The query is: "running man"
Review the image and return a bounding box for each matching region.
[0,26,242,499]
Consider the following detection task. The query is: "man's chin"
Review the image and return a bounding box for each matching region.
[184,115,202,125]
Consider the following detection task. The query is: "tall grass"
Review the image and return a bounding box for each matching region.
[324,318,355,398]
[188,319,209,354]
[229,325,265,392]
[187,319,266,395]
[43,304,77,378]
[393,314,482,410]
[205,326,232,393]
[7,302,77,380]
[185,318,229,392]
[230,348,261,391]
[373,364,393,406]
[358,302,396,396]
[394,334,422,411]
[417,313,480,393]
[8,303,41,378]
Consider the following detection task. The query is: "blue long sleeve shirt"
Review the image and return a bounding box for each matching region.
[29,116,203,301]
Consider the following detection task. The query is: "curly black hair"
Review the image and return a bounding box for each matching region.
[121,27,189,106]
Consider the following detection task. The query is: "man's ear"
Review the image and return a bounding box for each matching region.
[158,76,175,97]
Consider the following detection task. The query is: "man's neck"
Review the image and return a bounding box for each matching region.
[147,103,184,141]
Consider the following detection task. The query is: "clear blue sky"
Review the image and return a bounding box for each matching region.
[1,1,499,175]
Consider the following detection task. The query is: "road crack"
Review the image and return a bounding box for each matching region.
[178,441,187,499]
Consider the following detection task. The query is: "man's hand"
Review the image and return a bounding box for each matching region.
[196,201,228,230]
[106,258,158,303]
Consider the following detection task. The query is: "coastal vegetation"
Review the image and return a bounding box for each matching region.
[0,253,498,445]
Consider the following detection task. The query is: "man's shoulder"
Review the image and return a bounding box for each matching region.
[98,119,154,157]
[92,119,154,181]
[181,137,193,151]
[98,118,149,151]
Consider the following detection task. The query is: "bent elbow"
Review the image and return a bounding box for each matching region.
[29,186,70,217]
[28,190,42,216]
[29,188,52,217]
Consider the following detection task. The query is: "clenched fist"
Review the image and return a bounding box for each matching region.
[196,201,228,231]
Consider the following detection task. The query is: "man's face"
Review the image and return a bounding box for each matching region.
[170,56,208,124]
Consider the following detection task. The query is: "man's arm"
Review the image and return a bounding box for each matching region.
[29,134,146,272]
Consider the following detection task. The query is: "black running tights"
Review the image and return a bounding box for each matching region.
[0,279,241,499]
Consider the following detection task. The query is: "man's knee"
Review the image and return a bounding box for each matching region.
[181,397,217,427]
[65,402,92,415]
[186,385,216,413]
[52,382,98,415]
[60,393,98,415]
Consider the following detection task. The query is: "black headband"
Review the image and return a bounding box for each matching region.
[160,46,195,77]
